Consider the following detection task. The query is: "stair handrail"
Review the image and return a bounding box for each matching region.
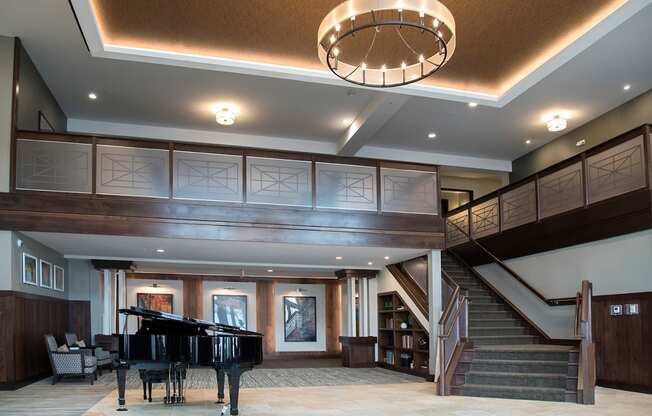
[446,218,575,306]
[437,271,469,396]
[576,280,596,404]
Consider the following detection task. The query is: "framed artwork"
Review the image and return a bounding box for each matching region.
[40,259,53,288]
[284,296,317,342]
[53,265,64,292]
[38,111,54,132]
[22,253,38,286]
[213,295,247,329]
[137,293,173,313]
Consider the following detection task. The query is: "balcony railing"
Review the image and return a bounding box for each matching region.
[12,131,441,217]
[446,125,651,247]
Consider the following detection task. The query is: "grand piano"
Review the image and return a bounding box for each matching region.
[115,307,263,415]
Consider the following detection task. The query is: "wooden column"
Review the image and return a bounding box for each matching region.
[256,280,276,356]
[182,277,203,319]
[325,281,342,353]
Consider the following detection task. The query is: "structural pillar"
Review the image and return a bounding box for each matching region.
[117,270,126,333]
[102,269,112,335]
[359,276,369,336]
[427,250,443,378]
[346,276,357,336]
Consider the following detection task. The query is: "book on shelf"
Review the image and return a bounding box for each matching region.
[385,350,394,365]
[400,334,413,349]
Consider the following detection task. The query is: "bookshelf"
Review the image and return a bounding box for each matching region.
[377,291,430,378]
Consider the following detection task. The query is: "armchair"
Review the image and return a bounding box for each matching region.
[65,332,113,375]
[44,334,97,385]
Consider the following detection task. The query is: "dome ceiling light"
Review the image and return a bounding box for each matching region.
[213,103,237,126]
[544,114,568,132]
[318,0,456,88]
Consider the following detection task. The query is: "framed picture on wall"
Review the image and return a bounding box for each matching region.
[213,295,247,329]
[38,111,54,132]
[53,265,64,291]
[22,253,38,286]
[137,293,173,313]
[284,296,317,342]
[40,259,53,288]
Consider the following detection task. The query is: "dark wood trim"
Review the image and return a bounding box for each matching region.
[9,38,21,192]
[95,137,170,149]
[91,260,133,270]
[334,269,378,280]
[37,111,54,133]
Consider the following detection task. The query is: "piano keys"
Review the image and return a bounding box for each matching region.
[115,307,263,415]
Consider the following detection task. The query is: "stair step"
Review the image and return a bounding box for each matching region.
[469,359,569,374]
[469,326,531,336]
[465,371,567,388]
[471,335,539,346]
[469,310,515,319]
[473,347,571,361]
[469,303,508,311]
[451,383,566,402]
[468,318,525,327]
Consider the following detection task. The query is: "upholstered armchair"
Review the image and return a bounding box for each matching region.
[44,334,97,385]
[65,332,113,375]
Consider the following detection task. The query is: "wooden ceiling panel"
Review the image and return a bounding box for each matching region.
[91,0,622,94]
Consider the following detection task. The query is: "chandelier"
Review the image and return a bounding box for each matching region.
[318,0,456,88]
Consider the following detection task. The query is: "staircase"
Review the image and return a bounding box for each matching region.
[442,252,579,402]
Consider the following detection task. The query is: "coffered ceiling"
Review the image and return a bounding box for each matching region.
[90,0,621,95]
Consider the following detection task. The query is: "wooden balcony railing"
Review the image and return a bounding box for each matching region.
[446,124,651,249]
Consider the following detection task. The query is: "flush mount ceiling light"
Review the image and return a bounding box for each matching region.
[318,0,456,88]
[213,103,237,126]
[544,114,568,132]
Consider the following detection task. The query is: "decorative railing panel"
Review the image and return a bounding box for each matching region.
[501,181,537,231]
[539,161,584,219]
[380,168,438,214]
[96,145,169,198]
[471,197,499,239]
[315,162,377,211]
[402,256,428,293]
[16,139,92,193]
[246,157,312,207]
[446,210,469,247]
[173,151,243,202]
[587,135,646,204]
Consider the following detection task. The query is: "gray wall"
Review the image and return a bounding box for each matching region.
[0,231,11,290]
[68,259,103,337]
[16,41,66,132]
[11,231,68,299]
[0,36,14,193]
[511,89,652,182]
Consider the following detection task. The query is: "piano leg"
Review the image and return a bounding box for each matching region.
[216,368,225,404]
[226,366,241,416]
[142,379,147,400]
[116,363,129,411]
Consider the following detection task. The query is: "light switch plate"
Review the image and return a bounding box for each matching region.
[624,304,639,315]
[610,304,622,316]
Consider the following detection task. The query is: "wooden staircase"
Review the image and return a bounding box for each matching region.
[442,251,580,402]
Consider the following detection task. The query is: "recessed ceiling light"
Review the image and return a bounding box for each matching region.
[623,84,631,91]
[384,256,390,260]
[88,92,97,100]
[155,249,165,253]
[213,103,238,126]
[267,269,274,273]
[335,256,343,260]
[367,261,373,266]
[427,132,437,139]
[468,102,478,108]
[525,139,531,144]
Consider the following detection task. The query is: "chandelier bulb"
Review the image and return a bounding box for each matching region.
[350,15,356,21]
[332,47,340,57]
[330,34,336,44]
[401,61,407,70]
[419,54,425,63]
[335,23,341,32]
[433,18,440,28]
[361,62,367,70]
[437,30,443,38]
[419,11,425,18]
[381,64,387,72]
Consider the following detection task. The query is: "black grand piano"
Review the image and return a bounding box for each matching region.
[115,307,263,415]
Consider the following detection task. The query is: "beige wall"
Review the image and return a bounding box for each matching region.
[202,281,257,331]
[125,278,184,333]
[0,36,14,193]
[511,89,652,182]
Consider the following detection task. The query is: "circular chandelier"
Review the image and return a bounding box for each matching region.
[318,0,456,88]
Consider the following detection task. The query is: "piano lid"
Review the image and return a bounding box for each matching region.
[120,307,263,336]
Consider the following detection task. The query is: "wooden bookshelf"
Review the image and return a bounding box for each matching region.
[377,291,430,378]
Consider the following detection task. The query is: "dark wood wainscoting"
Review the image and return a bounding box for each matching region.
[592,292,652,393]
[0,291,90,390]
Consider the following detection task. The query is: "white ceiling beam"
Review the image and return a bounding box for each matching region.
[337,93,409,156]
